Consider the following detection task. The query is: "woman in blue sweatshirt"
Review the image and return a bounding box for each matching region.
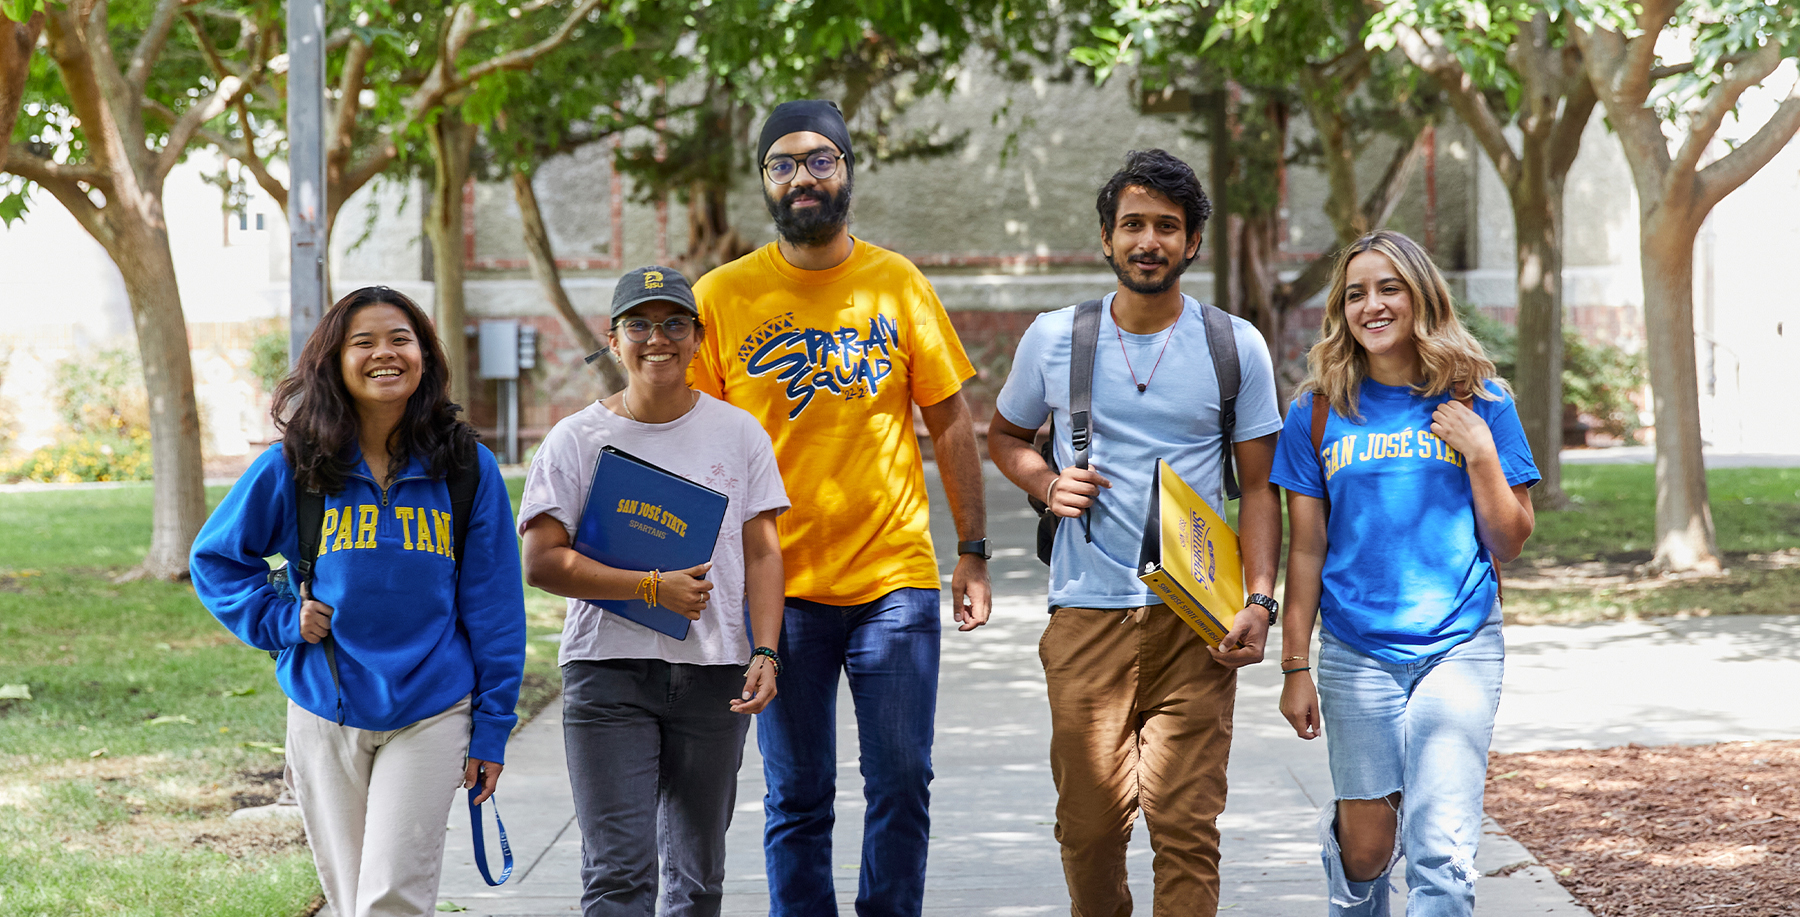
[191,286,526,917]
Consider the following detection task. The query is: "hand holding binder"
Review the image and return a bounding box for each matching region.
[656,562,715,620]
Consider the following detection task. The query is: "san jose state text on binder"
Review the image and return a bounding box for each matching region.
[573,446,730,640]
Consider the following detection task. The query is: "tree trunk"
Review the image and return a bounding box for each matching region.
[510,165,624,394]
[672,177,750,279]
[1207,88,1232,312]
[425,108,477,410]
[111,221,209,578]
[1509,173,1569,509]
[1639,212,1721,573]
[0,9,43,174]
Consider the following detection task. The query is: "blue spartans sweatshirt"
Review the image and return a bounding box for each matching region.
[191,442,526,763]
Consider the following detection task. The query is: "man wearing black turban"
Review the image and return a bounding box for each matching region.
[690,99,993,917]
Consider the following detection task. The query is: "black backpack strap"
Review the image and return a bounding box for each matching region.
[293,485,325,584]
[1068,299,1103,471]
[448,437,480,566]
[1069,299,1104,544]
[1201,303,1241,501]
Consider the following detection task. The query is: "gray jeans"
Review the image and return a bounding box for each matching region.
[562,659,751,917]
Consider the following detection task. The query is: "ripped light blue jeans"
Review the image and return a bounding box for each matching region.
[1316,605,1504,917]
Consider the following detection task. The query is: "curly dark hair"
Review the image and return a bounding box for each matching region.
[272,286,474,494]
[1095,149,1214,264]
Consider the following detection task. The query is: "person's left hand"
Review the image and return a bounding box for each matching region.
[1430,398,1497,466]
[463,758,504,805]
[951,554,992,632]
[1207,605,1271,669]
[731,654,779,715]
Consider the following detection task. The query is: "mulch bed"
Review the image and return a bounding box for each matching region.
[1486,741,1800,915]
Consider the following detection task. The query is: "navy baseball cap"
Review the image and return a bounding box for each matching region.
[609,265,697,320]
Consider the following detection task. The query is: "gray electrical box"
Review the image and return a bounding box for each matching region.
[478,321,519,380]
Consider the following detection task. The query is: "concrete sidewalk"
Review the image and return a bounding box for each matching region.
[420,465,1800,915]
[433,606,1800,916]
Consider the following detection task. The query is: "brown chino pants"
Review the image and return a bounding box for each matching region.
[1040,604,1237,917]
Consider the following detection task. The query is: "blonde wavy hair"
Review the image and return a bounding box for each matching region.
[1299,229,1508,421]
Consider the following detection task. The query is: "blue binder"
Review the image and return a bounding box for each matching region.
[572,445,729,640]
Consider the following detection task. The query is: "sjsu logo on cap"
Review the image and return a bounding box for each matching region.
[643,270,664,290]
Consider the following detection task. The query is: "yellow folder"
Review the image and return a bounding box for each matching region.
[1136,459,1244,647]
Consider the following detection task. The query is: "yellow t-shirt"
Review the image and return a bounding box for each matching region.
[690,239,975,604]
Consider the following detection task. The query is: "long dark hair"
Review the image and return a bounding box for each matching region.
[272,286,474,494]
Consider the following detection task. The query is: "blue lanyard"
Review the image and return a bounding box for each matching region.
[468,787,513,886]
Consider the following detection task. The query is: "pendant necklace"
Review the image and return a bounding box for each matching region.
[1115,317,1175,393]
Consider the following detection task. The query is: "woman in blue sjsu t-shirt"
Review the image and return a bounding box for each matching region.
[1269,230,1539,916]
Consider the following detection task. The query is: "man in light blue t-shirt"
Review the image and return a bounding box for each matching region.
[989,149,1284,916]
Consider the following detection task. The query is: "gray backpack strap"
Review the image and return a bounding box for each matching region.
[1068,298,1104,471]
[1200,303,1242,501]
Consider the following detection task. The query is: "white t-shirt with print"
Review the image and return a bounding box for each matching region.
[517,393,789,666]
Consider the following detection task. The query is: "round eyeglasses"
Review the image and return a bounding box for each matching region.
[615,316,695,343]
[763,150,844,185]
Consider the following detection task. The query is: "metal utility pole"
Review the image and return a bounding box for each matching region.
[287,0,327,365]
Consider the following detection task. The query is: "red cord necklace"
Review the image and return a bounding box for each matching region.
[1115,313,1176,393]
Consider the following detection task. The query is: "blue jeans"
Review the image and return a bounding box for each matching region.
[1316,606,1504,917]
[758,588,941,917]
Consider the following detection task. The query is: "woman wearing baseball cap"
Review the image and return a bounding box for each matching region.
[516,265,790,914]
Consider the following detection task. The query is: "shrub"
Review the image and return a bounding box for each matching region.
[1456,302,1645,443]
[250,327,289,395]
[1,430,154,483]
[53,346,148,435]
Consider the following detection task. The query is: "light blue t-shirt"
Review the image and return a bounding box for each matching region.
[995,294,1283,610]
[1268,380,1540,663]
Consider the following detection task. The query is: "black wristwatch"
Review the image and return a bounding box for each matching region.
[1246,593,1279,626]
[957,538,992,560]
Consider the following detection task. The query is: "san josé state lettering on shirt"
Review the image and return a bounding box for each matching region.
[1319,427,1465,481]
[314,505,456,555]
[738,312,898,419]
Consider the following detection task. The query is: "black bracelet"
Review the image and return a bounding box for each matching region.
[751,646,782,677]
[1281,666,1311,675]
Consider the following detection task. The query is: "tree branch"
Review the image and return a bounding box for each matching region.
[457,0,608,87]
[1616,0,1676,105]
[127,0,183,96]
[2,144,111,240]
[1391,21,1519,187]
[1670,40,1782,180]
[1695,80,1800,214]
[1549,65,1597,179]
[155,69,256,183]
[338,140,398,202]
[329,38,371,170]
[1358,128,1427,230]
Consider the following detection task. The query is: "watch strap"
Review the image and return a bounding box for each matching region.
[957,538,992,560]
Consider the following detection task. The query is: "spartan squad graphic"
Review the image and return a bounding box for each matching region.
[734,311,899,419]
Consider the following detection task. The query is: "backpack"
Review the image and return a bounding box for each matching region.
[267,440,481,722]
[1029,298,1242,565]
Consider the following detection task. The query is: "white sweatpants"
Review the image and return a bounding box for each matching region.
[285,696,471,917]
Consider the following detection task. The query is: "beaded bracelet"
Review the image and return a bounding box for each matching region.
[751,646,783,676]
[1281,666,1311,675]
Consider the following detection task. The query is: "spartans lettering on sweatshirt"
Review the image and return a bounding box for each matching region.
[1319,428,1465,481]
[315,505,456,555]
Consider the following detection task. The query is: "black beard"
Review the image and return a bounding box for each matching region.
[1106,248,1189,295]
[765,174,853,247]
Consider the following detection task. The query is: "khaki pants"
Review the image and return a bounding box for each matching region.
[1040,605,1237,917]
[285,696,472,917]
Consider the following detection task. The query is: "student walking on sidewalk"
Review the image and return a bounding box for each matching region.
[517,266,788,917]
[989,149,1285,916]
[191,287,527,917]
[1270,230,1538,916]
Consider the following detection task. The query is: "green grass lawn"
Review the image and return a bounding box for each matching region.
[0,478,563,917]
